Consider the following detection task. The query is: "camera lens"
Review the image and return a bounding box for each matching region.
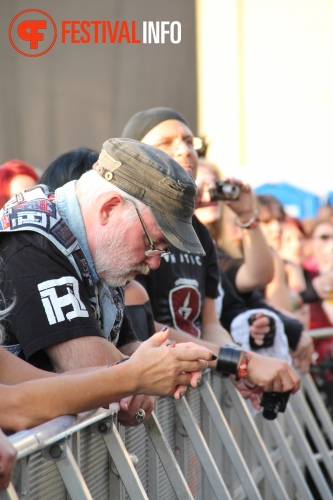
[261,391,291,420]
[262,396,282,420]
[209,182,240,201]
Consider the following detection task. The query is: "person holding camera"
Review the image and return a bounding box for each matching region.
[195,158,314,374]
[195,159,274,295]
[121,107,300,404]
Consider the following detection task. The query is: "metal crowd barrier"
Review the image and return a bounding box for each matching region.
[1,366,333,499]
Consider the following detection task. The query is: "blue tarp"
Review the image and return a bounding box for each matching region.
[254,182,321,219]
[327,191,333,207]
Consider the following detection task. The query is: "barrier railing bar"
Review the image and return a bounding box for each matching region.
[301,373,333,447]
[48,441,93,500]
[9,406,118,460]
[268,417,313,499]
[175,396,232,500]
[198,378,262,500]
[306,327,333,339]
[144,411,194,500]
[102,419,148,500]
[4,370,333,499]
[291,390,333,484]
[284,404,333,500]
[224,379,289,500]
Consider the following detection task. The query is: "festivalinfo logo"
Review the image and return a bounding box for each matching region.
[8,9,182,57]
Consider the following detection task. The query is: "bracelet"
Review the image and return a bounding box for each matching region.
[216,344,243,376]
[108,357,130,368]
[235,351,252,380]
[235,209,259,229]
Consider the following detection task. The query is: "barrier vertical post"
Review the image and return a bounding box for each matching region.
[175,396,232,500]
[198,378,261,499]
[224,379,290,500]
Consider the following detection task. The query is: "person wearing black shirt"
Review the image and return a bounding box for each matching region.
[121,107,300,399]
[0,138,208,426]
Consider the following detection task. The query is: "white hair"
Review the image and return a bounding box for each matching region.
[76,170,150,222]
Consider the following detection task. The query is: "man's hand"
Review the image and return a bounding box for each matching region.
[0,429,16,491]
[221,177,256,221]
[116,328,215,425]
[118,395,156,427]
[246,352,300,393]
[291,331,314,374]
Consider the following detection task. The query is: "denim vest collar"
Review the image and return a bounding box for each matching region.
[56,181,99,285]
[55,181,122,342]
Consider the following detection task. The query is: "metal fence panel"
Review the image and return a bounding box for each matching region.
[3,370,333,499]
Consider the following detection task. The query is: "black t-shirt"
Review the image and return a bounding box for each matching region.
[127,301,155,341]
[217,247,302,350]
[0,231,136,369]
[219,269,249,331]
[136,216,220,338]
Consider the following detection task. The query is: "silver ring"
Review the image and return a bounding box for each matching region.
[135,408,146,423]
[324,285,332,292]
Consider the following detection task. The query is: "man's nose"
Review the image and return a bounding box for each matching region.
[175,139,191,155]
[145,254,162,270]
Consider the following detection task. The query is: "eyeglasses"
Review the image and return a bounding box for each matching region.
[125,198,171,257]
[153,136,203,155]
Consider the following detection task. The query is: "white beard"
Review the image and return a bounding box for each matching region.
[94,219,150,287]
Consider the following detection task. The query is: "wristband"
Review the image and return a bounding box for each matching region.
[216,344,243,376]
[235,351,252,380]
[236,209,259,229]
[108,357,129,368]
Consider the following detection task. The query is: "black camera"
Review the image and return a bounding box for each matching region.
[209,182,240,201]
[260,391,291,420]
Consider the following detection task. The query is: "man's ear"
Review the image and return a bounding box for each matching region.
[98,194,122,226]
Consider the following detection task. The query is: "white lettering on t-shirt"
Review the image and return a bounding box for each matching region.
[178,253,202,265]
[38,276,89,325]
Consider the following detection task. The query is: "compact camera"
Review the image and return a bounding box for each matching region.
[260,391,291,420]
[209,182,240,201]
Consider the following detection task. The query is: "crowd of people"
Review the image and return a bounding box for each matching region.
[0,107,332,491]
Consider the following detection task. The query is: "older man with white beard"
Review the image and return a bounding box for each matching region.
[0,137,209,426]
